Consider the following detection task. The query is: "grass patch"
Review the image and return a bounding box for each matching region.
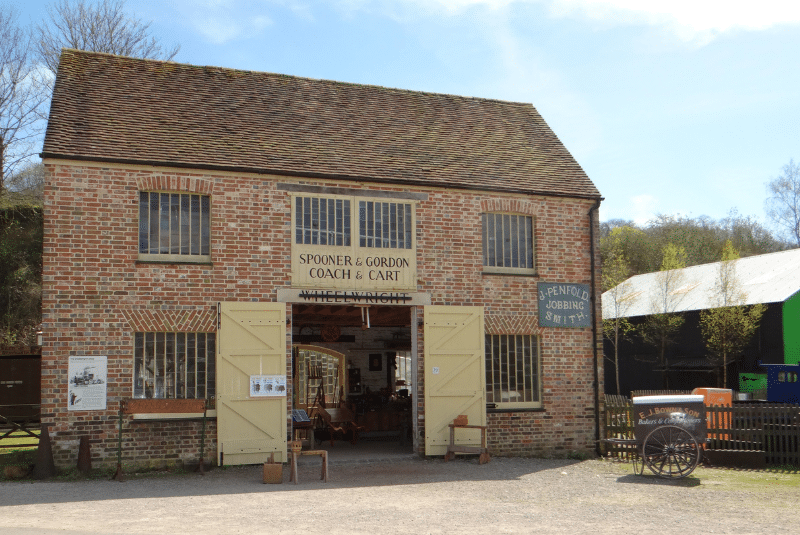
[601,457,800,490]
[0,429,40,449]
[0,429,41,480]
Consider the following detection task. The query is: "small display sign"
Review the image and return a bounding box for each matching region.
[68,356,107,411]
[538,282,592,328]
[249,375,287,397]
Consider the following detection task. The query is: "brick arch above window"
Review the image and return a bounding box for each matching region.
[122,307,217,333]
[480,198,539,217]
[137,174,215,195]
[485,313,543,336]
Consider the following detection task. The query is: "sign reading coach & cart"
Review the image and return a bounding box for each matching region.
[537,283,591,328]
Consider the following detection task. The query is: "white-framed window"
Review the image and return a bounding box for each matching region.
[485,334,541,409]
[133,332,216,401]
[139,192,211,262]
[293,195,414,250]
[358,200,413,249]
[394,351,412,392]
[482,213,534,274]
[294,196,351,246]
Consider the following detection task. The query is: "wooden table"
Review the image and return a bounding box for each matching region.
[445,423,490,464]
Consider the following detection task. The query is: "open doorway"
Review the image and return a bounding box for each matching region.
[291,303,413,456]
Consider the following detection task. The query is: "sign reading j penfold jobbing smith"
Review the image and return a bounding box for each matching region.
[537,283,591,328]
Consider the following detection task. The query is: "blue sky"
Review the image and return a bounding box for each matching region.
[10,0,800,227]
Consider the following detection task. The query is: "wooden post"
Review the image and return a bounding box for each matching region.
[113,401,125,481]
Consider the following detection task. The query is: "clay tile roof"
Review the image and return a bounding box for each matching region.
[43,49,600,199]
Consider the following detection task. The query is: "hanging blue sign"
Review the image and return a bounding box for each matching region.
[538,283,592,328]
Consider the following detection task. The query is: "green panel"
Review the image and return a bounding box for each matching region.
[784,292,800,365]
[739,373,767,394]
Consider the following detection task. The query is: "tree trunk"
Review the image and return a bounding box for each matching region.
[614,325,621,395]
[723,351,728,389]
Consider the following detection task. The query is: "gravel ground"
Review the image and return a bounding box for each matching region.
[1,457,798,534]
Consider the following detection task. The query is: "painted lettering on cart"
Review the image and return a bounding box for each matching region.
[638,407,702,420]
[637,416,703,426]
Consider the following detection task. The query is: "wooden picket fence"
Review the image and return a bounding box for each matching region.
[631,390,691,397]
[603,395,800,468]
[602,395,637,461]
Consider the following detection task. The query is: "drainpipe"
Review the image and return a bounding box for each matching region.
[588,199,602,457]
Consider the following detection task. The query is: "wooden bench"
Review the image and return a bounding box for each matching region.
[114,399,208,481]
[445,419,490,464]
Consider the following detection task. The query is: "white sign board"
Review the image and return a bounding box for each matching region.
[68,356,107,410]
[249,375,287,397]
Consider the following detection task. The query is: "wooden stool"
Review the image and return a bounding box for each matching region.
[289,450,329,484]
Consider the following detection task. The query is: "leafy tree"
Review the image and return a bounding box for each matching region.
[638,243,687,388]
[601,235,636,395]
[700,241,766,388]
[36,0,180,76]
[0,206,42,347]
[600,213,787,282]
[765,159,800,247]
[599,222,661,275]
[721,209,787,258]
[0,6,48,198]
[647,214,723,267]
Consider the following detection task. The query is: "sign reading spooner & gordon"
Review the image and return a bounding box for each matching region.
[537,283,591,328]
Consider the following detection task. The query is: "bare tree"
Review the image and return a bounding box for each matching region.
[601,228,638,395]
[36,0,180,76]
[0,6,49,200]
[766,159,800,247]
[4,162,45,206]
[602,251,636,395]
[638,243,688,388]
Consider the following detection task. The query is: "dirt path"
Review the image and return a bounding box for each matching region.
[1,457,797,534]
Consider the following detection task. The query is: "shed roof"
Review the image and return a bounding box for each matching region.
[602,248,800,319]
[42,49,600,199]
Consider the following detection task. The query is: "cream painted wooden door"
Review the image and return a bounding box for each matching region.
[424,305,486,456]
[217,302,287,465]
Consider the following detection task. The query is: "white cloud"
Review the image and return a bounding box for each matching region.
[392,0,800,45]
[548,0,800,45]
[188,1,274,44]
[630,194,658,226]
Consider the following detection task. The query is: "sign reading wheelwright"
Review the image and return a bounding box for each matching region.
[537,283,591,328]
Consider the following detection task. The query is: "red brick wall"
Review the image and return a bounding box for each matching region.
[42,162,601,468]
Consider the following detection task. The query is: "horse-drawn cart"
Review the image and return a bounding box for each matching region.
[606,395,707,479]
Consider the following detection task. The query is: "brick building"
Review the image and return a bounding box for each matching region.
[41,49,603,469]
